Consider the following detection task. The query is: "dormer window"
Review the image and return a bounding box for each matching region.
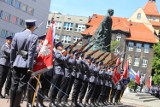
[137,13,141,20]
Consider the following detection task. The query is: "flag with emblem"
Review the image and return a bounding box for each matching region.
[33,22,55,75]
[123,60,129,79]
[112,58,121,84]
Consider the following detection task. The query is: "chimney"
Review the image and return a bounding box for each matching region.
[149,0,156,2]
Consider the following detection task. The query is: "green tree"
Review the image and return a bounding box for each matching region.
[152,42,160,85]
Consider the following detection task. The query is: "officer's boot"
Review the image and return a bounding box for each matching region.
[36,93,47,107]
[56,97,62,107]
[71,99,77,107]
[110,97,113,105]
[4,89,10,98]
[98,95,103,106]
[49,99,57,107]
[90,99,95,106]
[84,99,90,106]
[10,90,16,107]
[27,90,35,107]
[62,97,69,107]
[102,95,108,106]
[79,98,84,107]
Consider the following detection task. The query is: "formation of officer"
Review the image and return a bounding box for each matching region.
[0,19,130,107]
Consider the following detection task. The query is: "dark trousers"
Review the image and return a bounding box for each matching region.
[0,65,10,93]
[63,75,75,100]
[79,81,88,100]
[105,86,111,102]
[50,74,63,101]
[10,67,31,107]
[91,85,102,101]
[72,78,82,101]
[85,82,95,101]
[110,88,117,103]
[57,77,70,100]
[115,90,121,103]
[5,69,12,93]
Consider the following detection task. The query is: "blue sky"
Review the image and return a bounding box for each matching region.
[50,0,160,18]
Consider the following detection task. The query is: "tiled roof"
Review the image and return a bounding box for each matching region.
[127,22,158,43]
[143,1,160,16]
[82,14,158,43]
[150,21,160,26]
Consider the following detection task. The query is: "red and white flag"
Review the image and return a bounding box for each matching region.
[135,71,140,85]
[123,60,129,79]
[112,58,121,84]
[147,76,152,89]
[33,23,55,75]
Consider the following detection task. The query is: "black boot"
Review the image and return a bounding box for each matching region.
[49,99,57,107]
[90,99,95,106]
[84,99,90,106]
[79,99,84,107]
[98,95,104,106]
[10,90,16,107]
[4,89,10,98]
[71,99,78,107]
[62,97,69,107]
[36,90,47,107]
[56,97,62,107]
[27,89,35,107]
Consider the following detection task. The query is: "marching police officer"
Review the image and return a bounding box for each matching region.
[10,20,38,107]
[0,36,12,98]
[49,42,70,107]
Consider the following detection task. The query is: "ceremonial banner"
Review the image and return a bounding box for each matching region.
[123,60,129,79]
[33,23,54,75]
[112,58,121,84]
[135,71,140,85]
[129,68,136,80]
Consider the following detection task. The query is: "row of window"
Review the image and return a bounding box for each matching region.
[0,0,34,15]
[0,10,25,27]
[54,34,82,45]
[128,57,148,68]
[0,29,15,38]
[128,42,150,53]
[48,21,86,32]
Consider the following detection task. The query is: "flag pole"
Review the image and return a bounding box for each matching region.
[32,74,41,106]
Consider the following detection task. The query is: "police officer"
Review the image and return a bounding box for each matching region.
[0,36,12,98]
[49,42,70,107]
[27,35,46,107]
[115,80,123,105]
[10,20,38,107]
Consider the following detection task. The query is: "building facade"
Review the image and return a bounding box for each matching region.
[81,0,159,83]
[0,0,51,47]
[47,12,88,48]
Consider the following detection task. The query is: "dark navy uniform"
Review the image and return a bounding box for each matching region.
[10,20,38,107]
[0,36,12,98]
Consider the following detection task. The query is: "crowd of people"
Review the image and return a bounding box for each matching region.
[0,20,130,107]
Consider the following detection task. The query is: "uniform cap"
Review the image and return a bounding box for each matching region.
[25,19,36,27]
[65,45,70,50]
[85,56,91,60]
[72,50,77,54]
[6,36,12,40]
[38,35,46,40]
[55,41,63,48]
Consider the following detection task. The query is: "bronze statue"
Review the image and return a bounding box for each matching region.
[96,9,114,52]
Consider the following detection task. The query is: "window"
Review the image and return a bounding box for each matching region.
[142,59,148,68]
[144,44,150,53]
[128,55,132,65]
[61,35,71,44]
[2,12,10,21]
[114,48,120,55]
[128,42,134,51]
[6,0,13,5]
[63,22,73,31]
[15,0,21,9]
[134,58,140,66]
[27,7,34,15]
[116,33,121,41]
[137,13,141,20]
[54,34,60,42]
[19,19,25,27]
[152,16,156,21]
[0,10,3,19]
[136,43,142,52]
[10,15,17,24]
[1,29,8,38]
[55,21,62,30]
[73,36,82,45]
[21,3,27,12]
[75,24,86,32]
